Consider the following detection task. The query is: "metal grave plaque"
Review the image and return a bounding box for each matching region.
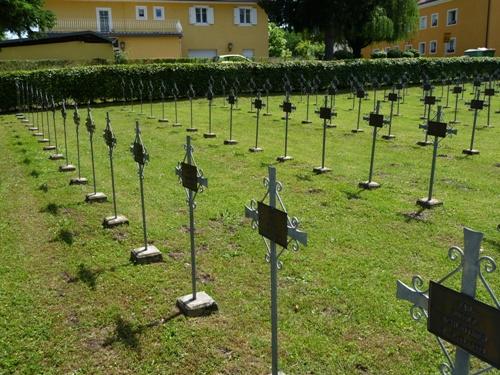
[257,201,288,249]
[396,83,403,90]
[471,99,484,110]
[485,88,495,96]
[427,121,448,138]
[453,86,463,94]
[181,162,199,192]
[424,96,436,105]
[369,113,384,128]
[388,93,398,102]
[254,98,263,110]
[428,281,500,369]
[282,101,293,113]
[356,90,365,99]
[319,107,332,120]
[423,83,432,91]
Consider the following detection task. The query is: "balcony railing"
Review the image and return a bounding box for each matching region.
[50,18,183,35]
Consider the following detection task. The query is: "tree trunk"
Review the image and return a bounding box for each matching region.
[324,26,335,60]
[351,42,363,58]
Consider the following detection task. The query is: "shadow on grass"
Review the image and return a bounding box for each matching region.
[73,262,132,290]
[41,202,59,214]
[341,189,364,200]
[400,208,429,223]
[103,310,182,350]
[56,229,74,245]
[38,183,48,192]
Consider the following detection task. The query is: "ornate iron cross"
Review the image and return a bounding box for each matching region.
[396,228,499,375]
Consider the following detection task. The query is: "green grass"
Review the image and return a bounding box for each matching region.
[0,86,499,374]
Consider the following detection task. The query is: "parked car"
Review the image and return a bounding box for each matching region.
[212,54,253,63]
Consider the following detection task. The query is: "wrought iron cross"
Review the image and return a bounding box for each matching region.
[245,166,307,375]
[396,228,499,375]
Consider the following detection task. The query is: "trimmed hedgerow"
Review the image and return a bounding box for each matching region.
[1,57,498,112]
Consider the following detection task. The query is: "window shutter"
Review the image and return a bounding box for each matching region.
[207,7,214,24]
[250,8,257,25]
[234,8,240,25]
[189,7,195,24]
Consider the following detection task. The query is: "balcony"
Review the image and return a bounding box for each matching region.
[50,18,183,36]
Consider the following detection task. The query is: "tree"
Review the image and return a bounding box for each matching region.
[0,0,55,38]
[268,22,290,58]
[259,0,418,59]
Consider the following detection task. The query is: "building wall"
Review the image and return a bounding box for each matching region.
[362,0,499,58]
[119,36,182,59]
[0,41,114,61]
[44,0,269,59]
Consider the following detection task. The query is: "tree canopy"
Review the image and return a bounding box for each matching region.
[0,0,55,38]
[259,0,419,58]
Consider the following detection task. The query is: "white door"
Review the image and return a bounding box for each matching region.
[188,49,217,58]
[96,8,112,32]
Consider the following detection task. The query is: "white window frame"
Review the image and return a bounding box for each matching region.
[445,37,456,54]
[153,6,165,21]
[190,6,214,26]
[447,8,458,26]
[136,6,147,21]
[239,7,252,25]
[96,7,112,32]
[419,42,426,55]
[431,13,439,28]
[419,15,427,30]
[429,40,437,54]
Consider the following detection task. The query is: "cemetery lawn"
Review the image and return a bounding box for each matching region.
[0,88,499,375]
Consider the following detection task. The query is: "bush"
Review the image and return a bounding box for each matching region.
[371,51,387,59]
[387,49,403,58]
[294,40,325,60]
[406,48,420,58]
[1,57,498,112]
[332,50,354,60]
[402,51,414,58]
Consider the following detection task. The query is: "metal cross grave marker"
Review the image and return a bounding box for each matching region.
[69,104,88,185]
[313,96,335,174]
[462,91,484,156]
[249,91,265,152]
[203,84,216,138]
[224,89,238,145]
[277,93,296,162]
[84,105,107,203]
[186,84,197,132]
[58,100,77,172]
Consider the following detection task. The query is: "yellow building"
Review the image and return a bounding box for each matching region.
[363,0,500,58]
[0,0,268,61]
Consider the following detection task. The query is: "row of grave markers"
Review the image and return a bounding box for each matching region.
[13,95,499,374]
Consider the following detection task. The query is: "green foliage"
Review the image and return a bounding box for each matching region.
[294,40,325,60]
[1,57,499,112]
[0,0,55,37]
[371,50,387,59]
[268,22,291,58]
[386,48,403,58]
[406,48,420,58]
[332,49,354,60]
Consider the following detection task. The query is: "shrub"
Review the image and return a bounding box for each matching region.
[406,48,420,58]
[387,49,403,58]
[402,51,414,58]
[332,50,354,60]
[294,40,325,60]
[371,51,387,59]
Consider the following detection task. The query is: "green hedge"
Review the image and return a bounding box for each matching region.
[1,57,498,112]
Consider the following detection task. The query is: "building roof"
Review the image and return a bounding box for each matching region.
[0,32,112,48]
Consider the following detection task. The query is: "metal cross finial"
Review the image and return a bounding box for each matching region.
[396,227,499,375]
[131,121,149,168]
[103,112,117,151]
[85,106,96,135]
[73,104,80,127]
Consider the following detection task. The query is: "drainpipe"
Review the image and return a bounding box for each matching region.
[485,0,491,47]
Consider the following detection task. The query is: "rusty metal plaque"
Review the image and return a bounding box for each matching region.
[227,95,236,105]
[453,86,463,94]
[258,201,288,248]
[428,281,500,369]
[424,96,436,105]
[471,99,484,110]
[181,162,199,192]
[319,107,332,120]
[485,88,495,96]
[254,98,263,109]
[282,102,293,113]
[388,93,398,102]
[427,121,447,138]
[356,90,365,99]
[369,113,384,127]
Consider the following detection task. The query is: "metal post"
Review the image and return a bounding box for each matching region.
[396,88,401,116]
[469,108,478,151]
[427,107,443,202]
[268,167,279,375]
[254,101,260,149]
[75,107,82,179]
[445,82,451,108]
[367,105,379,183]
[452,91,460,123]
[321,97,327,169]
[186,137,197,300]
[51,98,59,151]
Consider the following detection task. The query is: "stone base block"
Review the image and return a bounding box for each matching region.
[462,149,479,155]
[313,166,331,174]
[38,138,49,143]
[248,110,256,114]
[203,132,216,139]
[102,215,129,228]
[158,118,169,123]
[33,132,43,137]
[351,129,364,133]
[450,120,461,124]
[49,153,64,160]
[277,155,293,162]
[130,245,163,264]
[28,127,39,131]
[176,292,218,317]
[21,119,30,124]
[147,116,155,119]
[15,113,24,118]
[263,113,272,117]
[326,124,337,128]
[269,372,286,375]
[43,145,56,151]
[59,164,76,172]
[224,139,238,145]
[359,180,380,189]
[186,128,198,132]
[172,123,182,127]
[85,192,107,203]
[249,147,263,152]
[382,134,396,140]
[70,177,88,185]
[417,197,442,208]
[416,140,432,146]
[301,120,312,124]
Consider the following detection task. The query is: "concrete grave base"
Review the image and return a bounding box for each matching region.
[351,129,364,133]
[130,245,163,264]
[28,127,39,131]
[85,192,107,203]
[450,120,461,124]
[326,124,337,128]
[269,372,286,375]
[462,149,480,155]
[417,197,442,208]
[69,177,88,185]
[21,119,30,124]
[249,147,263,152]
[147,116,155,119]
[186,128,198,132]
[172,123,182,127]
[158,118,169,123]
[49,153,64,160]
[102,215,129,228]
[416,140,432,146]
[301,120,312,124]
[43,145,56,151]
[277,155,293,162]
[176,292,218,317]
[359,180,380,190]
[313,166,331,174]
[248,110,256,114]
[16,113,24,118]
[59,164,76,172]
[263,113,272,117]
[38,138,49,143]
[33,132,43,137]
[203,132,216,139]
[224,139,238,145]
[382,134,396,140]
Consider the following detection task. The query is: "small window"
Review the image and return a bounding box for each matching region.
[419,42,426,55]
[239,8,251,24]
[420,16,427,30]
[196,7,208,23]
[447,9,457,26]
[430,40,437,54]
[136,6,147,20]
[445,37,456,54]
[431,13,438,27]
[154,6,164,21]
